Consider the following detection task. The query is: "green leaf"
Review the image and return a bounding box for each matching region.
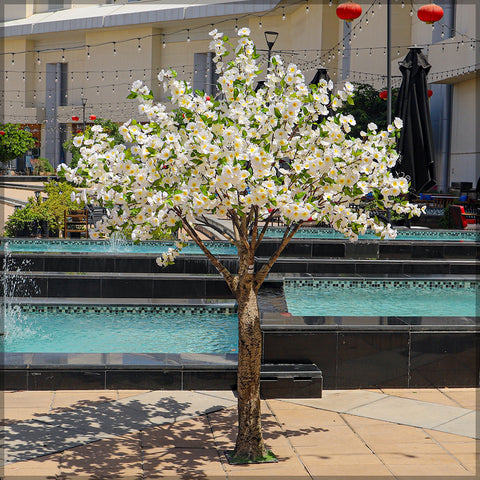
[274,108,282,118]
[127,92,138,99]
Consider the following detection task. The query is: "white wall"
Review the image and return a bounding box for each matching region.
[450,78,479,185]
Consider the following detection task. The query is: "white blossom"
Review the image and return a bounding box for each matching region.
[58,27,421,247]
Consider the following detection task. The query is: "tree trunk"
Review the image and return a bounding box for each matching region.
[233,280,267,460]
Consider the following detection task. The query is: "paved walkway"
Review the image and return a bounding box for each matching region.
[2,388,478,479]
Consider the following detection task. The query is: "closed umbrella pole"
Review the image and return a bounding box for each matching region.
[394,48,436,193]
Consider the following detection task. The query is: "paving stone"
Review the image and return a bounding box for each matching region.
[286,389,388,413]
[347,395,473,431]
[433,411,479,439]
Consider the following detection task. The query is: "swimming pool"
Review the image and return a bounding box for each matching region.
[283,278,479,317]
[265,227,479,242]
[2,226,477,255]
[2,304,238,353]
[2,239,237,255]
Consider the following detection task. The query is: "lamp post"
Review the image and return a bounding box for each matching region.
[81,97,87,132]
[264,31,279,67]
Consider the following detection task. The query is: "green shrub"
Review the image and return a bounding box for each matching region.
[4,180,80,237]
[31,157,54,175]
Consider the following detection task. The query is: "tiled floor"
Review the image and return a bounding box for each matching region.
[2,388,478,479]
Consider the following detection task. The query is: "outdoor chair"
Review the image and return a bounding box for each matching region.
[449,205,479,229]
[86,204,107,227]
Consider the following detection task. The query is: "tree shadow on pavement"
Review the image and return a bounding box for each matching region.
[4,392,331,479]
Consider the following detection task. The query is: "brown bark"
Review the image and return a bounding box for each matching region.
[233,275,267,460]
[177,209,303,461]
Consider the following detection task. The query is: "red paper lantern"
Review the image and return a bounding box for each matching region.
[417,3,444,24]
[379,90,388,100]
[336,1,362,22]
[0,131,5,135]
[72,116,80,121]
[89,115,96,121]
[427,89,433,98]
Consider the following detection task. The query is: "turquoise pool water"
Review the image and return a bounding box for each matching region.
[2,305,238,353]
[284,279,479,317]
[2,227,477,254]
[265,227,479,241]
[2,239,237,255]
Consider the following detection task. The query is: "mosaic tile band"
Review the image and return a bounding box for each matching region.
[17,304,238,315]
[284,279,478,290]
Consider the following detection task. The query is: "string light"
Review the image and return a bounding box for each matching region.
[258,18,262,28]
[11,54,14,65]
[113,42,117,55]
[36,51,41,65]
[305,0,309,14]
[187,29,191,42]
[137,38,142,51]
[282,7,286,20]
[62,49,65,62]
[87,45,90,59]
[235,18,239,30]
[162,35,166,48]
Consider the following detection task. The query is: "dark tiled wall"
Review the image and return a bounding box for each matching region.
[262,329,479,389]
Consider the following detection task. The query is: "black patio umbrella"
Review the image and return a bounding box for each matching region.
[310,68,331,126]
[394,48,436,193]
[310,67,330,85]
[254,80,265,92]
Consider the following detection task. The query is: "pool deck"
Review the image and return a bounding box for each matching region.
[2,387,478,479]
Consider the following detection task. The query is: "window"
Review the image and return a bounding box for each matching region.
[193,52,218,97]
[48,0,64,11]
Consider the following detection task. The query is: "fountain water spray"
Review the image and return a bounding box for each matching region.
[2,242,39,340]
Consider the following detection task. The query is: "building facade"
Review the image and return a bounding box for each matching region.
[2,0,478,191]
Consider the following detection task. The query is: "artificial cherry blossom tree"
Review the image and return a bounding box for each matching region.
[60,27,423,462]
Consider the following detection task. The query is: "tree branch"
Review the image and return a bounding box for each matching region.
[177,211,237,292]
[249,206,259,251]
[255,208,280,250]
[253,221,303,293]
[196,215,236,243]
[228,209,250,251]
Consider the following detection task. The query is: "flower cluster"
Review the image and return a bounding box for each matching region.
[59,27,423,247]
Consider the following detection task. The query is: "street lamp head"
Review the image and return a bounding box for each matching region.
[81,97,87,107]
[264,31,279,50]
